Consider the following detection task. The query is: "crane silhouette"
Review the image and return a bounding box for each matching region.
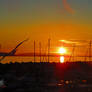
[0,39,29,62]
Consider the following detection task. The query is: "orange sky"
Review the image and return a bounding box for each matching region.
[0,0,92,55]
[0,23,92,54]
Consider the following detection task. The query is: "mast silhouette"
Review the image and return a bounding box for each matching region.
[69,44,76,62]
[84,48,88,62]
[89,40,91,61]
[0,44,1,51]
[34,40,36,62]
[48,38,51,62]
[39,42,41,62]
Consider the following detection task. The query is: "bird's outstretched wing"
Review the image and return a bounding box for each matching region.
[14,39,29,49]
[0,39,29,62]
[9,38,29,56]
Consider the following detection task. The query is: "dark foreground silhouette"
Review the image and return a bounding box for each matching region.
[0,62,92,92]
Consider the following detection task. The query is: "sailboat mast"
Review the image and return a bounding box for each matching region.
[69,44,75,62]
[89,40,91,61]
[0,44,1,51]
[34,40,36,62]
[48,38,51,62]
[39,42,41,62]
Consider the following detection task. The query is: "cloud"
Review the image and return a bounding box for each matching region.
[59,40,89,46]
[62,0,75,14]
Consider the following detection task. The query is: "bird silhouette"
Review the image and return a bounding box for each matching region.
[0,39,29,62]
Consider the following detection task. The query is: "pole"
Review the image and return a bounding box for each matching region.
[72,44,75,62]
[89,40,91,61]
[34,40,36,62]
[39,42,41,62]
[48,38,51,62]
[0,44,1,51]
[69,44,75,62]
[84,49,88,62]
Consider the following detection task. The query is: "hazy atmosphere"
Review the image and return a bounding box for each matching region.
[0,0,92,53]
[0,1,92,92]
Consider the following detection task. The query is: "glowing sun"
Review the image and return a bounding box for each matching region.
[58,47,67,63]
[58,47,66,54]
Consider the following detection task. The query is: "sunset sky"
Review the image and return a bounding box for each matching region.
[0,0,92,54]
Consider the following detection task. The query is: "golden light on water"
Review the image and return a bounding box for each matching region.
[60,56,65,63]
[58,47,67,63]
